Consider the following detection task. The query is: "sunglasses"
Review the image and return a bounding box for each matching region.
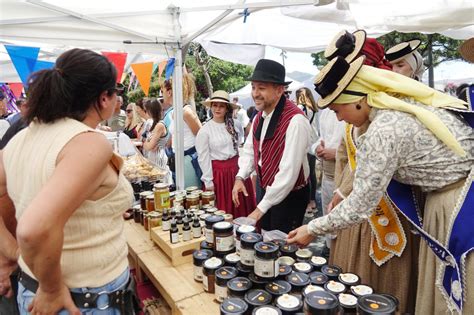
[126,109,133,113]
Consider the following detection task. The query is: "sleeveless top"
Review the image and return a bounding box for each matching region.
[3,118,133,288]
[144,120,170,170]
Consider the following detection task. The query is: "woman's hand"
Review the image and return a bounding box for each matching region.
[287,225,315,247]
[247,208,264,222]
[327,193,343,213]
[28,283,80,315]
[0,254,17,298]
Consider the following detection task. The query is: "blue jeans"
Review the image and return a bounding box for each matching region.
[17,268,130,315]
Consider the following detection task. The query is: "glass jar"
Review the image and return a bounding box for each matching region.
[203,257,224,293]
[148,211,162,229]
[146,195,155,212]
[153,183,170,211]
[186,186,198,195]
[201,191,215,206]
[215,266,238,303]
[186,194,200,210]
[213,221,235,256]
[169,191,176,208]
[254,242,279,279]
[139,191,153,210]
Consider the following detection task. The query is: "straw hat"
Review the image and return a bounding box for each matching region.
[460,38,474,63]
[200,90,238,109]
[314,56,366,109]
[324,30,367,62]
[385,39,421,62]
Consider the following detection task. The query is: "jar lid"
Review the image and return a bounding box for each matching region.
[203,257,224,272]
[310,256,327,267]
[213,221,233,233]
[240,233,263,249]
[277,265,292,277]
[279,243,298,255]
[264,280,291,296]
[309,271,329,286]
[154,183,169,190]
[148,212,162,218]
[295,248,312,260]
[186,194,199,201]
[252,305,282,315]
[324,280,346,294]
[245,289,272,307]
[216,267,239,286]
[220,297,248,314]
[236,262,253,276]
[293,262,312,274]
[357,294,396,314]
[237,225,256,237]
[200,240,213,251]
[254,242,279,259]
[194,189,203,195]
[175,195,185,201]
[206,207,218,214]
[278,256,295,266]
[185,186,198,192]
[248,273,269,286]
[204,214,225,228]
[139,191,153,197]
[225,253,241,265]
[286,272,310,287]
[380,293,399,309]
[215,210,226,216]
[338,273,360,286]
[321,265,342,279]
[275,294,302,312]
[227,277,253,293]
[146,195,155,200]
[202,191,215,197]
[351,284,373,297]
[271,239,287,247]
[338,293,358,308]
[304,291,339,312]
[302,284,325,298]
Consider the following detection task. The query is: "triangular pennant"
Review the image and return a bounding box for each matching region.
[102,52,128,83]
[5,45,40,84]
[157,60,168,79]
[130,62,154,96]
[33,60,55,72]
[8,83,23,99]
[165,58,175,80]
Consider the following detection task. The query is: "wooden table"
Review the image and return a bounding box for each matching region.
[124,220,220,315]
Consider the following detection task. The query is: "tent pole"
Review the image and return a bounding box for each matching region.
[171,6,185,191]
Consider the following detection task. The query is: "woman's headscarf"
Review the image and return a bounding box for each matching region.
[402,50,425,81]
[360,38,393,71]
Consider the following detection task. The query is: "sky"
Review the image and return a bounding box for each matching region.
[264,46,319,76]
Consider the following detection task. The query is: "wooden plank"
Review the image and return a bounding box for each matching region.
[124,220,156,255]
[175,292,219,315]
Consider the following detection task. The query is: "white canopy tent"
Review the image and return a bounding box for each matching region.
[1,0,473,189]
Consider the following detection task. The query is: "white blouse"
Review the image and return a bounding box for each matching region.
[195,119,243,189]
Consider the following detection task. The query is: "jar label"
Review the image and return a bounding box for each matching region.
[215,284,227,302]
[193,227,202,238]
[240,248,255,266]
[254,256,279,278]
[216,235,235,252]
[205,228,214,243]
[160,193,170,208]
[203,275,209,291]
[170,232,179,244]
[236,240,241,254]
[183,230,191,241]
[194,265,203,281]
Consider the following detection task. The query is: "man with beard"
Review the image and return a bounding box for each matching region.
[232,59,312,233]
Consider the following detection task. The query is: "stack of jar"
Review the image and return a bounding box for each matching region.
[193,229,399,315]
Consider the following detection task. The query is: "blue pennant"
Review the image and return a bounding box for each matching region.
[239,8,250,23]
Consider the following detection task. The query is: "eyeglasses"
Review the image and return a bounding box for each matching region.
[126,109,133,113]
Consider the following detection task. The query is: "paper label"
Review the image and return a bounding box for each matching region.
[193,227,201,238]
[254,257,278,278]
[170,232,179,244]
[203,275,209,291]
[240,248,255,266]
[215,235,235,252]
[194,266,203,281]
[215,284,227,302]
[205,228,213,243]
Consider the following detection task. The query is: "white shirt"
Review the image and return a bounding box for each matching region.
[237,109,312,213]
[310,108,345,155]
[298,104,319,154]
[195,119,243,189]
[170,105,197,151]
[236,107,250,144]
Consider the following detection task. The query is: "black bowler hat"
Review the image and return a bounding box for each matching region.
[248,59,292,85]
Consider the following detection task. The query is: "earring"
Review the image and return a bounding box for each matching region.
[356,103,362,110]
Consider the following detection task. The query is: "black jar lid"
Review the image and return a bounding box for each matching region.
[324,280,346,295]
[277,265,292,278]
[338,293,358,309]
[205,215,225,228]
[236,225,256,238]
[241,233,263,249]
[302,284,326,299]
[265,280,291,296]
[203,257,224,275]
[248,273,270,288]
[236,262,253,277]
[351,284,374,297]
[271,239,287,247]
[216,266,239,286]
[309,271,328,286]
[286,272,310,288]
[227,277,253,295]
[309,256,327,268]
[214,221,233,234]
[220,297,248,315]
[225,253,241,266]
[193,249,213,266]
[293,262,313,274]
[380,293,399,310]
[252,305,282,315]
[279,243,298,257]
[275,294,303,312]
[338,273,360,286]
[200,240,214,251]
[321,265,342,280]
[304,291,339,314]
[357,294,396,315]
[254,242,279,260]
[244,289,272,307]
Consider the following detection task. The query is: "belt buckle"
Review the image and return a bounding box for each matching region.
[96,290,110,310]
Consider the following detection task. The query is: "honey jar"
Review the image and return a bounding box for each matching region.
[186,194,200,210]
[146,195,155,212]
[201,191,215,206]
[153,183,170,211]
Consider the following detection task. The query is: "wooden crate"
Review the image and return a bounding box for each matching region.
[150,227,204,266]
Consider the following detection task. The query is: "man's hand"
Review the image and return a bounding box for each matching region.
[0,254,17,298]
[28,283,81,315]
[247,208,264,222]
[232,178,248,207]
[287,225,315,247]
[321,148,336,161]
[315,140,325,158]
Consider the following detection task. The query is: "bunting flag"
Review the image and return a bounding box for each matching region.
[130,62,153,96]
[5,45,40,84]
[8,83,24,99]
[33,60,55,72]
[157,60,168,78]
[165,58,175,80]
[102,52,128,83]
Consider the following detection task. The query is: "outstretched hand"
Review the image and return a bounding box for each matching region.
[287,225,315,247]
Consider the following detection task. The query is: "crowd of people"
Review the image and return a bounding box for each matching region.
[0,31,472,315]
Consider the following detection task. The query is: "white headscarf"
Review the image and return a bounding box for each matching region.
[403,50,425,81]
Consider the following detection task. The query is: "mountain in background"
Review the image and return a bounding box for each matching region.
[287,71,313,82]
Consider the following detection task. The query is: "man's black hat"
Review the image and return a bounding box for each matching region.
[248,59,292,85]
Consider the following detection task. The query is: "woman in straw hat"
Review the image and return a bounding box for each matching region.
[385,39,425,81]
[287,55,473,314]
[323,30,419,314]
[196,91,256,217]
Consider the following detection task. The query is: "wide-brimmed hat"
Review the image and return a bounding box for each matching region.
[385,39,421,62]
[324,29,367,62]
[314,56,366,109]
[460,38,474,63]
[247,59,292,85]
[201,90,238,109]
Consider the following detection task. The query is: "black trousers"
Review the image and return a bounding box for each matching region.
[256,178,309,234]
[307,154,317,202]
